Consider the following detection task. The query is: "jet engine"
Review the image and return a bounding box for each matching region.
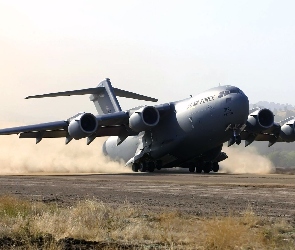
[246,108,274,133]
[280,118,295,142]
[129,106,160,132]
[68,113,98,140]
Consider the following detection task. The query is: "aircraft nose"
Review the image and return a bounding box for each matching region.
[241,91,249,110]
[239,92,249,115]
[230,90,249,123]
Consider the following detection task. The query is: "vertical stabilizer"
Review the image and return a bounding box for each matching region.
[89,78,122,114]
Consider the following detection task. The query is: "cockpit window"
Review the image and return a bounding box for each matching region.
[230,89,239,93]
[218,90,230,98]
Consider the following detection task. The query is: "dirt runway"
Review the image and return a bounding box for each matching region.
[0,172,295,219]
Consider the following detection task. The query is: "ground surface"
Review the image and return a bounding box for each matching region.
[1,171,295,219]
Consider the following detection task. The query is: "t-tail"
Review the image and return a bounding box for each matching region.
[25,78,158,114]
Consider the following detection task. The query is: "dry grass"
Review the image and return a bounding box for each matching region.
[0,196,294,249]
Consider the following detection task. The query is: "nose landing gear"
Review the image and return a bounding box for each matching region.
[228,134,242,147]
[226,124,245,147]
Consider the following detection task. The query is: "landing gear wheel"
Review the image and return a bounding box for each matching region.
[203,162,211,173]
[147,162,155,172]
[196,162,204,173]
[139,162,147,172]
[212,162,219,172]
[189,166,195,173]
[195,166,202,173]
[131,163,139,172]
[156,160,162,170]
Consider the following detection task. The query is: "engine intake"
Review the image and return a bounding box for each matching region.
[280,118,295,142]
[246,108,274,133]
[129,106,160,132]
[68,113,98,140]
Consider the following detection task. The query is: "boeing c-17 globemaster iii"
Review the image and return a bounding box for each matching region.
[0,78,294,173]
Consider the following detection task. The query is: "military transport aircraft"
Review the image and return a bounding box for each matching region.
[0,78,294,173]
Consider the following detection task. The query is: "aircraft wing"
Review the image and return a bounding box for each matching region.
[0,111,133,144]
[0,104,172,144]
[233,108,295,147]
[240,123,284,147]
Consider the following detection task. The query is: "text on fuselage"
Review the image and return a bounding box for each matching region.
[187,95,215,109]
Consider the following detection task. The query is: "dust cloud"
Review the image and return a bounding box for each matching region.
[219,145,275,174]
[0,121,276,175]
[0,122,132,175]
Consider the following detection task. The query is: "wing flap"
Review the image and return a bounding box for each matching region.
[19,130,67,138]
[18,126,132,138]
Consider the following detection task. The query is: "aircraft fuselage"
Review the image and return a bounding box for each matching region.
[103,85,249,169]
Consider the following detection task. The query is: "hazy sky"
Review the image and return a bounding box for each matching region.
[1,0,295,123]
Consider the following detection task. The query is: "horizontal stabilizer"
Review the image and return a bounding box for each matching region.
[26,86,158,102]
[25,87,102,99]
[113,88,157,102]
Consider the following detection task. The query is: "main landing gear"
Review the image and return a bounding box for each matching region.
[188,162,219,173]
[132,161,160,173]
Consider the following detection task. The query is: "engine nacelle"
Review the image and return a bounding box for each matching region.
[280,118,295,142]
[68,113,98,140]
[129,106,160,132]
[246,108,274,133]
